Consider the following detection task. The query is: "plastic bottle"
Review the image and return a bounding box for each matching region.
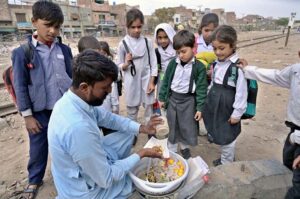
[156,109,169,139]
[176,175,209,199]
[152,99,161,116]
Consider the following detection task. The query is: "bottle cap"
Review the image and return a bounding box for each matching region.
[203,175,209,183]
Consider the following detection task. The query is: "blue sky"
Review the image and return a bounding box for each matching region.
[110,0,299,19]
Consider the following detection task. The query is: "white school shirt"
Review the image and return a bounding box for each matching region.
[212,53,248,119]
[243,64,300,126]
[171,57,196,94]
[101,82,119,113]
[196,34,213,53]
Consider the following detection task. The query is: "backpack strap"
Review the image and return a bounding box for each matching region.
[222,59,239,88]
[145,38,151,69]
[188,58,201,94]
[20,43,33,65]
[155,48,162,71]
[122,40,136,76]
[211,61,217,82]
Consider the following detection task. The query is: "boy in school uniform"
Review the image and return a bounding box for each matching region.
[159,30,207,159]
[239,51,300,199]
[12,1,72,198]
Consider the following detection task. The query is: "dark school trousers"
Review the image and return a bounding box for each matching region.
[284,128,300,199]
[27,110,52,184]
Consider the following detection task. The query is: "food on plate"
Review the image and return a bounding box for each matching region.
[152,146,163,154]
[141,158,185,183]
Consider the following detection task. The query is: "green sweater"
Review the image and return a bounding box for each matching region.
[159,58,208,112]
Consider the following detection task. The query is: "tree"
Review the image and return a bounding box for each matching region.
[275,18,289,27]
[147,17,160,33]
[154,7,175,23]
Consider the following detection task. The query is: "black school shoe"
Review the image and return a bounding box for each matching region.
[180,148,191,159]
[213,158,222,167]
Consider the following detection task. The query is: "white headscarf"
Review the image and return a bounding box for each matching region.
[154,23,176,70]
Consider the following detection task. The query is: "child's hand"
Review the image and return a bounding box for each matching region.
[24,116,42,134]
[194,111,202,121]
[293,155,300,169]
[158,101,165,109]
[228,117,240,125]
[237,59,248,69]
[147,82,155,94]
[123,53,132,70]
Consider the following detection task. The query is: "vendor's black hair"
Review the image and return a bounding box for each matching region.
[72,50,118,88]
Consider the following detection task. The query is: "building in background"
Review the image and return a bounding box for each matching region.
[77,0,119,36]
[211,8,226,25]
[226,12,236,25]
[110,2,140,35]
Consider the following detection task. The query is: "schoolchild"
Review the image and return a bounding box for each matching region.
[154,23,176,96]
[194,13,219,54]
[159,30,208,159]
[117,8,157,125]
[238,50,300,199]
[202,25,248,166]
[12,1,73,198]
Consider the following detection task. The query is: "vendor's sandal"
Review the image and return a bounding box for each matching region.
[23,181,43,199]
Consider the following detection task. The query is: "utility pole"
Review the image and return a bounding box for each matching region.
[285,12,296,47]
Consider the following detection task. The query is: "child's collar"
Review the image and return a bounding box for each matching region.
[176,56,195,66]
[32,33,55,48]
[217,53,239,63]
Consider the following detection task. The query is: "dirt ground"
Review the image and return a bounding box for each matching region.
[0,31,299,199]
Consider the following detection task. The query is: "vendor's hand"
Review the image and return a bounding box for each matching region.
[194,111,202,121]
[228,117,240,125]
[237,59,248,69]
[147,81,155,94]
[289,130,300,145]
[24,115,42,134]
[139,115,163,135]
[293,155,300,169]
[137,147,163,159]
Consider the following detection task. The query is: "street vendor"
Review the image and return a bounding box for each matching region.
[48,49,163,199]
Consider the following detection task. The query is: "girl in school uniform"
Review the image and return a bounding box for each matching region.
[154,23,176,97]
[117,8,157,125]
[194,13,219,54]
[202,25,248,166]
[194,13,219,135]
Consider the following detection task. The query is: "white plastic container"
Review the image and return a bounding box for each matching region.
[129,152,189,196]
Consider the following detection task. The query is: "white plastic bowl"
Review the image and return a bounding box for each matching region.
[129,151,189,196]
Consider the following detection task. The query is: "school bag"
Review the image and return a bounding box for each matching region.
[154,48,161,85]
[144,39,157,85]
[2,43,33,106]
[116,71,123,96]
[212,61,258,119]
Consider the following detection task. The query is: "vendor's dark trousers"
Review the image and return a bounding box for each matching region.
[284,130,300,199]
[27,110,52,185]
